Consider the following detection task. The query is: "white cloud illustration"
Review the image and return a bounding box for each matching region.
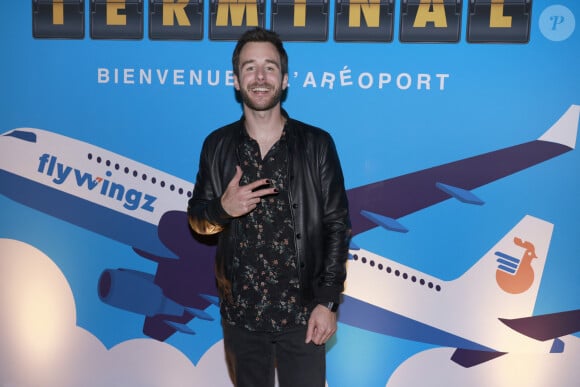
[0,238,233,387]
[387,340,580,387]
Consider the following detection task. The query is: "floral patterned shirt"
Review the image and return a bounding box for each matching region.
[222,128,310,332]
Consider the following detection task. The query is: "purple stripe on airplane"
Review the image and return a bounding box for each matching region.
[347,140,572,236]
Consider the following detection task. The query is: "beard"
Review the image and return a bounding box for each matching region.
[239,82,284,112]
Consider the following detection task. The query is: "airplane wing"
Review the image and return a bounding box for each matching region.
[499,309,580,341]
[348,105,579,236]
[142,210,219,340]
[450,309,580,368]
[98,210,220,341]
[450,349,507,368]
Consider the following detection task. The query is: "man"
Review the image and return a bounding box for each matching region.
[187,27,351,387]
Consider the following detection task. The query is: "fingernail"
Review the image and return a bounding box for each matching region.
[274,188,279,193]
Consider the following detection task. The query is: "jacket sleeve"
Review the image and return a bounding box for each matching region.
[316,133,352,303]
[187,136,232,235]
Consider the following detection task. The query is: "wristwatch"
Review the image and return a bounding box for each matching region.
[320,301,339,312]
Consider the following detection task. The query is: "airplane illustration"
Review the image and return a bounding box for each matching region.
[342,214,580,367]
[0,104,578,348]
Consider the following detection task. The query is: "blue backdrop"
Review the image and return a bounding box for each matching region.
[1,1,579,386]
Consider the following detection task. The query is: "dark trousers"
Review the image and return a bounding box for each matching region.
[222,323,326,387]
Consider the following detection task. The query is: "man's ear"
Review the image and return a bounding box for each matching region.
[282,73,289,90]
[233,74,240,91]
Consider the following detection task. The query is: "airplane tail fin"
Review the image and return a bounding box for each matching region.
[452,215,554,319]
[538,104,579,149]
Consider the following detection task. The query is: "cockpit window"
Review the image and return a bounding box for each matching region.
[3,130,37,143]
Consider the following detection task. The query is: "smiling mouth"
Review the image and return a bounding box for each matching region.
[250,84,271,93]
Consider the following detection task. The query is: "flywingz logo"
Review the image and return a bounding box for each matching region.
[37,153,157,212]
[495,237,538,294]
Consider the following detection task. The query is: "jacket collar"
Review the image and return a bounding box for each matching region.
[236,108,292,141]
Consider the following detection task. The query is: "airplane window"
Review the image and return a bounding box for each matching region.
[4,130,37,142]
[350,252,443,291]
[84,151,190,197]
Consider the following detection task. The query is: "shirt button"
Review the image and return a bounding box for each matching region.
[292,203,298,209]
[296,233,302,239]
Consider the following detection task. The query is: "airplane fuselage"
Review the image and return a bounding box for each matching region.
[343,215,555,355]
[1,128,192,258]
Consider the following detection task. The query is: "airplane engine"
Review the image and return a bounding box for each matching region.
[98,268,184,318]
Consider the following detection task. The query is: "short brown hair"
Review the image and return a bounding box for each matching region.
[232,27,288,78]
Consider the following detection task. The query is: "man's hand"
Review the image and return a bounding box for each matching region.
[220,165,278,217]
[305,304,337,345]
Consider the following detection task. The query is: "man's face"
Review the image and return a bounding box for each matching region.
[234,42,288,112]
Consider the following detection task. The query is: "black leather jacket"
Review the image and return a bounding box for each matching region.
[188,112,351,308]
